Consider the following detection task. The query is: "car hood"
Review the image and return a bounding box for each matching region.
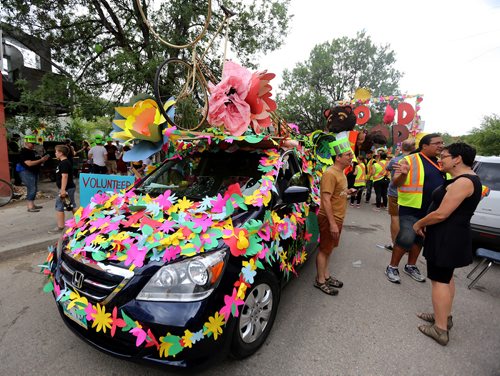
[62,183,270,272]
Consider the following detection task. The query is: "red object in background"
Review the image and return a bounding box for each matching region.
[397,102,416,125]
[0,73,10,183]
[383,105,395,124]
[392,124,410,144]
[354,105,371,125]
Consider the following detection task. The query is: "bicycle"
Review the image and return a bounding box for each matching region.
[135,0,235,131]
[0,178,14,207]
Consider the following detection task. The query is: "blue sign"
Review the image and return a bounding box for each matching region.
[79,173,135,207]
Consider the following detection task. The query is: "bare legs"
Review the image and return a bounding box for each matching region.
[390,243,421,267]
[316,251,332,283]
[431,278,455,330]
[390,215,399,245]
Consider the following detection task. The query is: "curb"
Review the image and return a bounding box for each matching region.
[0,238,58,262]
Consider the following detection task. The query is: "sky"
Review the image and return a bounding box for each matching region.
[256,0,500,136]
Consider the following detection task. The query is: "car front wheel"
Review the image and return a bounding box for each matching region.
[230,270,280,359]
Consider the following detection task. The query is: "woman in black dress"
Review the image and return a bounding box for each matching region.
[413,142,482,345]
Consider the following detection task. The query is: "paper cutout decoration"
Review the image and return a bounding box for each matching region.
[111,97,176,162]
[383,104,395,124]
[354,105,371,126]
[329,137,351,156]
[208,61,277,136]
[392,124,410,144]
[397,102,416,125]
[353,88,371,102]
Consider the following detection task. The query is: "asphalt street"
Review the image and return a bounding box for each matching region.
[1,204,499,376]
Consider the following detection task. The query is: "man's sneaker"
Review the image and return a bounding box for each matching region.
[384,244,393,251]
[385,266,401,283]
[48,227,64,234]
[404,264,426,282]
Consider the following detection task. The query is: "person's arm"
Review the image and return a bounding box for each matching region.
[391,159,410,187]
[321,191,340,240]
[24,156,49,167]
[60,173,69,197]
[413,178,474,236]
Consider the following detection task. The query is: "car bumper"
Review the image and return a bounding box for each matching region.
[54,295,235,369]
[471,223,500,251]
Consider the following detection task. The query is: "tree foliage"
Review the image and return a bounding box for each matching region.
[464,114,500,156]
[2,0,292,105]
[276,31,403,133]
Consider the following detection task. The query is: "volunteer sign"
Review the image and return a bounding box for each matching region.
[79,173,135,207]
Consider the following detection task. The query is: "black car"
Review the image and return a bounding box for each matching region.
[45,138,321,368]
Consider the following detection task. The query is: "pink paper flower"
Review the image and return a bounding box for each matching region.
[246,71,277,133]
[208,62,252,136]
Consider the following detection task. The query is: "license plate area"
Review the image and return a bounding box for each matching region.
[61,300,88,329]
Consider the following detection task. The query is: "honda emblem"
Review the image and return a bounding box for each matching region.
[72,271,85,289]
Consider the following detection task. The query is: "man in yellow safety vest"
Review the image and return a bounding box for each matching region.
[372,151,390,211]
[385,134,445,283]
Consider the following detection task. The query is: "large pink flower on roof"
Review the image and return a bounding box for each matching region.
[246,70,277,134]
[207,61,252,136]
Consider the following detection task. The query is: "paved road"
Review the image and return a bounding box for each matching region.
[1,206,499,376]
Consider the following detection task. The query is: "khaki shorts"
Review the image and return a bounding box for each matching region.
[318,214,343,255]
[388,195,399,216]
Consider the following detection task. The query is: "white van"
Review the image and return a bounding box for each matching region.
[471,156,500,251]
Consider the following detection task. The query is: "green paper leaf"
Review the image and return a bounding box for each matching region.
[43,281,54,293]
[92,251,107,261]
[142,224,153,237]
[121,310,136,332]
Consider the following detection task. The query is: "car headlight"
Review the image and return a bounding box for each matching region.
[137,249,227,302]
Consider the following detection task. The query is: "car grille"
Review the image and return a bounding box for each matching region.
[60,252,134,304]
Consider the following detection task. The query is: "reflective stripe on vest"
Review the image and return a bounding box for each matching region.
[397,153,425,208]
[354,165,366,186]
[372,160,388,181]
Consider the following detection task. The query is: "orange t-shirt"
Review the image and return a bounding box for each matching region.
[318,166,348,222]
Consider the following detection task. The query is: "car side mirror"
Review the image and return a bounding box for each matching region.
[283,186,310,204]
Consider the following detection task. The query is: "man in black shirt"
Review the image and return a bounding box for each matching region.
[19,135,49,212]
[48,145,77,234]
[104,138,118,174]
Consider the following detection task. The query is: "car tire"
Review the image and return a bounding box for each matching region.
[230,269,280,359]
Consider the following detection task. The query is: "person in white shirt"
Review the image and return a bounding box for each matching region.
[88,136,108,174]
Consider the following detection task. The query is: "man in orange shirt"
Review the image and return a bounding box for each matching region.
[315,138,356,295]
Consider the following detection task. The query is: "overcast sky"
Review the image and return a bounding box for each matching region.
[257,0,500,136]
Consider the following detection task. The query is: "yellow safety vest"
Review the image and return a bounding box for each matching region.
[366,159,375,181]
[372,160,388,182]
[397,153,425,209]
[354,165,366,187]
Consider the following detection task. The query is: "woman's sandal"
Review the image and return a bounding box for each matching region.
[418,323,449,346]
[326,276,343,288]
[314,279,338,296]
[417,312,453,330]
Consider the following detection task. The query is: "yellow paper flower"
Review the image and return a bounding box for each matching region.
[237,283,247,300]
[91,303,112,333]
[182,329,194,348]
[203,312,225,340]
[67,290,88,310]
[159,341,173,358]
[177,197,194,211]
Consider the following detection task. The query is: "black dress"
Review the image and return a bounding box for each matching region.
[423,174,482,268]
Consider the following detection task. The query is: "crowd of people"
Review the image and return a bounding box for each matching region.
[12,134,152,233]
[315,134,483,347]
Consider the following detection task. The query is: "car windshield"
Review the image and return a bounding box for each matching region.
[476,162,500,191]
[136,149,265,199]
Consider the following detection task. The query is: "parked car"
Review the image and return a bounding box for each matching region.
[44,136,321,368]
[471,156,500,251]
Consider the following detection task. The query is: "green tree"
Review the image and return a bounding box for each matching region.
[276,31,403,133]
[464,115,500,156]
[2,0,292,104]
